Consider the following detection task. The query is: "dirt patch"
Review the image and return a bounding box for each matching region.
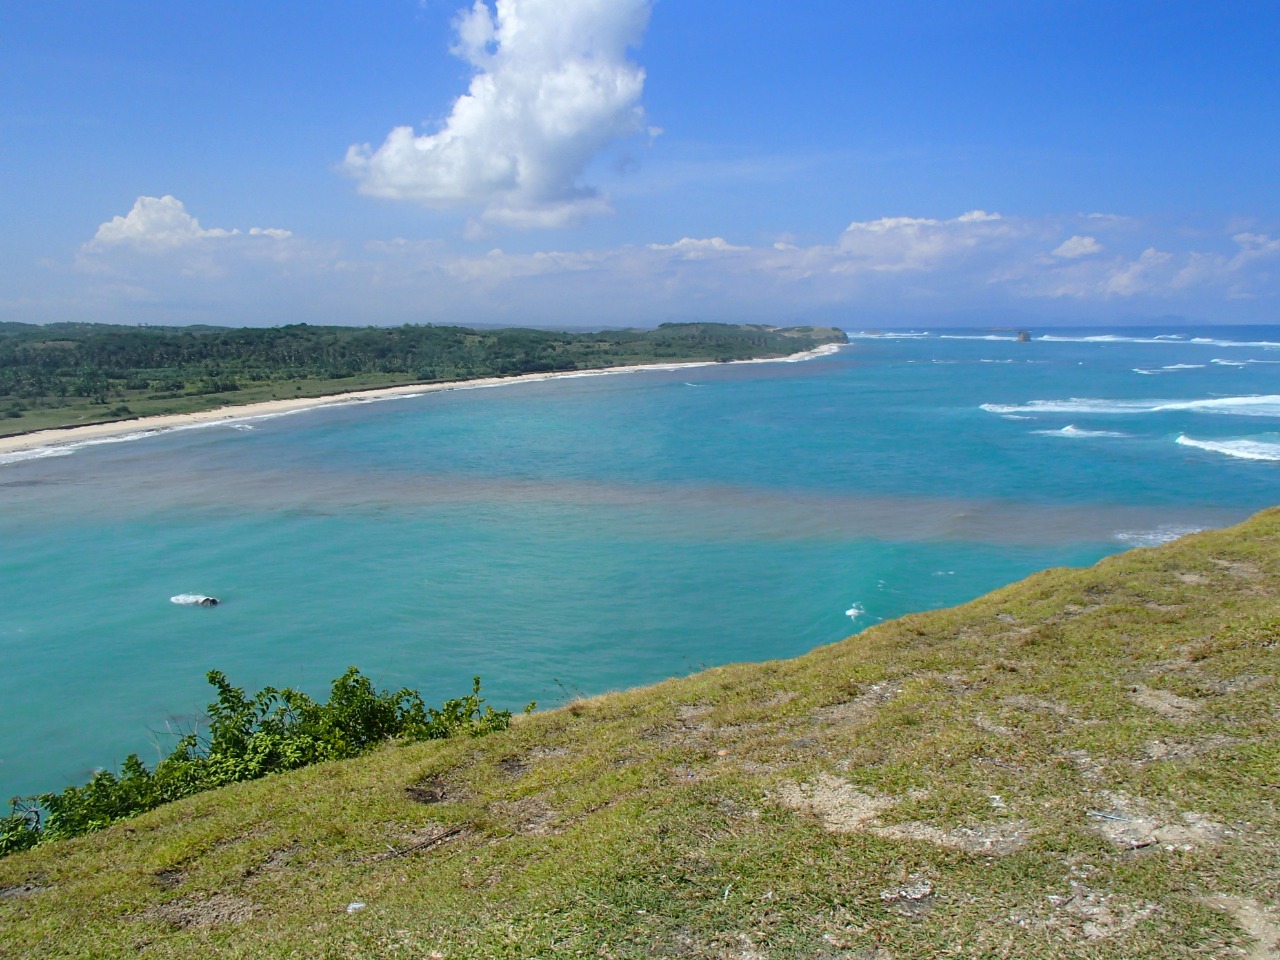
[1212,896,1280,959]
[1058,603,1104,618]
[0,883,49,900]
[677,704,713,722]
[143,893,256,929]
[776,774,891,831]
[876,819,1032,856]
[1005,694,1082,722]
[972,715,1015,736]
[373,824,468,862]
[1088,792,1231,850]
[776,775,1030,854]
[153,869,186,890]
[1064,750,1107,781]
[813,680,902,727]
[527,745,570,762]
[757,690,799,708]
[405,777,463,805]
[1202,674,1270,695]
[1045,881,1158,941]
[1176,572,1210,585]
[1143,735,1241,763]
[490,796,561,836]
[1211,558,1265,581]
[1127,684,1202,721]
[496,756,528,778]
[879,876,935,917]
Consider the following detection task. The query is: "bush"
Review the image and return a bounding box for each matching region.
[6,668,517,852]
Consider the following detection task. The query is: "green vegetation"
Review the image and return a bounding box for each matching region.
[1,670,517,856]
[0,321,845,436]
[2,510,1278,958]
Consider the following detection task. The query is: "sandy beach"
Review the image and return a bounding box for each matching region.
[0,343,842,458]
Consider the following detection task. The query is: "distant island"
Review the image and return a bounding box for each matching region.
[0,321,847,439]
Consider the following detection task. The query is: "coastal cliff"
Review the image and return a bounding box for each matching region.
[2,508,1278,958]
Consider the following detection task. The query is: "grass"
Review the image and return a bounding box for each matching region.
[2,509,1278,957]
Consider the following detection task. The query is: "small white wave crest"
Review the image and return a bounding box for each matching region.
[844,602,866,621]
[1032,425,1129,438]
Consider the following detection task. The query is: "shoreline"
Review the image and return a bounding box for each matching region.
[0,343,842,458]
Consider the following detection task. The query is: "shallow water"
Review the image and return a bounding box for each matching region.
[2,326,1277,798]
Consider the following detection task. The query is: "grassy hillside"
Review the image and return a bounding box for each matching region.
[2,510,1278,959]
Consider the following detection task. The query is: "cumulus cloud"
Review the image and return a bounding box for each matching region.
[836,211,1017,271]
[647,237,750,258]
[343,0,652,229]
[45,204,1279,327]
[89,196,292,249]
[1051,235,1102,258]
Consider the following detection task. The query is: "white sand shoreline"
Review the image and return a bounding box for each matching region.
[0,343,843,458]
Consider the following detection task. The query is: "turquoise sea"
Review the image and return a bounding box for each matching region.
[2,326,1279,800]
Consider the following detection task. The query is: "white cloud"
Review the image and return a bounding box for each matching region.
[836,210,1016,271]
[89,196,292,249]
[647,237,749,258]
[1051,235,1102,258]
[343,0,652,229]
[45,204,1280,327]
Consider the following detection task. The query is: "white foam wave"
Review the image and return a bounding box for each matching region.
[1133,363,1205,375]
[0,429,172,466]
[1176,435,1280,462]
[1114,525,1206,547]
[170,594,218,606]
[981,394,1280,418]
[0,446,76,465]
[1041,333,1280,348]
[844,602,866,621]
[939,334,1018,341]
[846,331,931,339]
[1032,425,1129,438]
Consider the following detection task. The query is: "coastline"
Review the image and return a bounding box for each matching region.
[0,342,842,458]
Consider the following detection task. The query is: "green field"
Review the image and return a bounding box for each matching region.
[3,508,1278,957]
[0,322,846,437]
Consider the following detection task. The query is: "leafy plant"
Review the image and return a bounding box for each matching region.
[5,668,518,852]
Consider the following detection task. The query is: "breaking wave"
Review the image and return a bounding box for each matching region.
[1032,425,1129,438]
[981,395,1280,418]
[1114,525,1207,547]
[1041,334,1280,349]
[1176,435,1280,462]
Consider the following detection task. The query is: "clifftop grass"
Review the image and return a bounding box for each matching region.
[2,509,1278,958]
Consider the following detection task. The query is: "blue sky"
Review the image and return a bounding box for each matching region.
[2,0,1278,327]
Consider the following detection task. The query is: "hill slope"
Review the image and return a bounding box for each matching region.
[2,510,1279,958]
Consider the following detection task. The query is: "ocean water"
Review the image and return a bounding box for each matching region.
[2,326,1278,799]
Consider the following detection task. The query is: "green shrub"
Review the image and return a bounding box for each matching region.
[6,668,516,852]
